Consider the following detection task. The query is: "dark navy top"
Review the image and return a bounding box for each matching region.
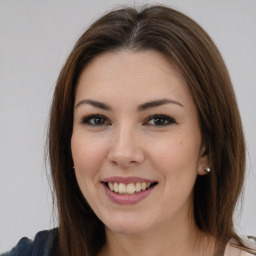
[2,229,256,256]
[1,229,58,256]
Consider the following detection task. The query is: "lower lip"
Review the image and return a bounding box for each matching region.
[102,184,156,205]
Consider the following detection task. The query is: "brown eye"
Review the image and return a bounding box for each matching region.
[146,114,176,126]
[81,114,110,126]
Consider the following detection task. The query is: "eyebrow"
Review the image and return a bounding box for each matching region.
[75,99,112,110]
[75,98,183,111]
[138,98,183,111]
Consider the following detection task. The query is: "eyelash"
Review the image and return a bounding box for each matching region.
[81,114,110,126]
[80,114,176,127]
[145,114,176,126]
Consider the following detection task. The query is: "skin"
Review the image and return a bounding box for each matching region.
[71,50,213,256]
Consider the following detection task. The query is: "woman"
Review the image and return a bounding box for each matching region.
[3,4,256,256]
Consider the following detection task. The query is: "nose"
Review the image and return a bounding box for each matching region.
[107,126,145,168]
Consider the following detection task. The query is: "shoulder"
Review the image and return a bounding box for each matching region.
[2,229,58,256]
[224,237,256,256]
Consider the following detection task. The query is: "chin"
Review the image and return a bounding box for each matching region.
[103,213,154,235]
[106,223,149,235]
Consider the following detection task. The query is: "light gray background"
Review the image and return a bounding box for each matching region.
[0,0,255,253]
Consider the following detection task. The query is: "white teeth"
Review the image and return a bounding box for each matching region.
[119,183,126,194]
[126,183,135,194]
[113,182,119,193]
[135,182,141,192]
[109,182,114,191]
[141,182,147,190]
[107,181,154,194]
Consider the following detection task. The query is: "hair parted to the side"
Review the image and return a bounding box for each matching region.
[48,5,246,256]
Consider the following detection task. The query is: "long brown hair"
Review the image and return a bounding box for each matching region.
[48,5,247,256]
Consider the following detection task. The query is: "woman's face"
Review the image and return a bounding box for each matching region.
[71,50,208,235]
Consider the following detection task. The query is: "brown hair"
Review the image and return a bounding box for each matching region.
[48,5,247,256]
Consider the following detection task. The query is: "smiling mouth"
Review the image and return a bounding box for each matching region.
[103,181,158,195]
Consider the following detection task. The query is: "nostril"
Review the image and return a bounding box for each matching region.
[109,160,118,166]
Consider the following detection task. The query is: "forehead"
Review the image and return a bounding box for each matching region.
[75,49,193,107]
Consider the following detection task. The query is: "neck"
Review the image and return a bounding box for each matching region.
[99,212,215,256]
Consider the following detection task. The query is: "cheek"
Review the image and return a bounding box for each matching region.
[71,133,109,210]
[150,135,200,182]
[71,133,108,180]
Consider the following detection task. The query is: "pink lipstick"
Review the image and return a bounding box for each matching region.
[102,176,158,205]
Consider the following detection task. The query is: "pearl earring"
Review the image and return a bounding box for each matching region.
[204,167,211,173]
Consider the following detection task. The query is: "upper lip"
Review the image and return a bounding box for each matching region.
[101,176,157,184]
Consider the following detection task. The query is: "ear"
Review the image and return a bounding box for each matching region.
[197,145,210,176]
